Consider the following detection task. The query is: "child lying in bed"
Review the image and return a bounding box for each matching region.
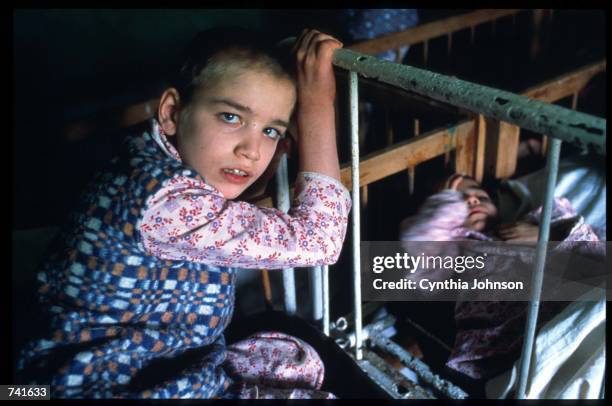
[17,27,350,399]
[399,173,601,383]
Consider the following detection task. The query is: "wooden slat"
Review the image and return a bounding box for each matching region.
[349,9,521,55]
[338,120,475,189]
[260,269,273,310]
[521,60,606,102]
[484,119,521,179]
[474,114,486,182]
[454,121,476,178]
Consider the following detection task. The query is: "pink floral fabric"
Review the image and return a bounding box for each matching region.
[139,120,352,269]
[223,331,335,399]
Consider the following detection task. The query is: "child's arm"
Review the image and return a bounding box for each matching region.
[294,30,343,181]
[140,171,350,269]
[498,197,600,242]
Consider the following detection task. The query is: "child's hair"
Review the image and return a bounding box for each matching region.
[170,26,297,108]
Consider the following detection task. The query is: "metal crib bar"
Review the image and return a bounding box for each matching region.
[516,137,562,399]
[370,335,468,399]
[275,153,297,315]
[309,266,323,322]
[349,70,364,360]
[322,265,330,336]
[332,48,605,154]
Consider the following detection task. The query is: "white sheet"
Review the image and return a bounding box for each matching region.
[497,152,606,239]
[485,287,606,399]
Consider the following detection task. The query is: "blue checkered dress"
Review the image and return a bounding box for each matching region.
[18,124,237,398]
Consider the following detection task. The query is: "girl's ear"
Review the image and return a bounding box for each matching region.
[157,88,181,136]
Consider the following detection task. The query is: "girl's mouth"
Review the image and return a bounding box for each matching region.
[221,168,251,184]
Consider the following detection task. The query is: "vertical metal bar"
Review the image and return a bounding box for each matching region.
[423,40,429,66]
[408,118,419,195]
[275,154,297,315]
[516,137,562,399]
[349,70,363,360]
[309,266,323,322]
[322,264,330,336]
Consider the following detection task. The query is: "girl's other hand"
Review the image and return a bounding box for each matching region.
[446,174,465,191]
[497,221,540,242]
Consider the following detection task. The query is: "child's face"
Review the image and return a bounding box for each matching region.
[456,178,498,232]
[176,69,296,199]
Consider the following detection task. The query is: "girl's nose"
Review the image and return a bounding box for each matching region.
[236,129,261,161]
[466,195,480,207]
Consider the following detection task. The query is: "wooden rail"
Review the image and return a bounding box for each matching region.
[348,9,521,55]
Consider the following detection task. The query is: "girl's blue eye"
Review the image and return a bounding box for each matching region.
[220,113,240,124]
[263,128,283,140]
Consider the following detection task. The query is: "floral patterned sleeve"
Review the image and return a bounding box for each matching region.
[139,172,351,269]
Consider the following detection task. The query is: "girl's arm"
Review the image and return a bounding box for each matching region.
[139,172,351,269]
[294,29,343,181]
[498,197,600,242]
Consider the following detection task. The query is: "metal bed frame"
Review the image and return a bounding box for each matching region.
[269,10,606,399]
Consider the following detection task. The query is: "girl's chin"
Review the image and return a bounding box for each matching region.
[220,189,243,200]
[221,184,254,200]
[468,219,487,232]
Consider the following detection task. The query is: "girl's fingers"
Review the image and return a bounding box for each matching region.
[312,33,343,50]
[293,29,315,63]
[498,228,516,238]
[297,29,320,60]
[297,30,342,63]
[291,28,309,54]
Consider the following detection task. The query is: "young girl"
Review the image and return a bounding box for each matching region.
[399,173,601,385]
[17,27,351,399]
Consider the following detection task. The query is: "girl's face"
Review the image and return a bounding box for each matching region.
[456,178,498,232]
[176,69,296,199]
